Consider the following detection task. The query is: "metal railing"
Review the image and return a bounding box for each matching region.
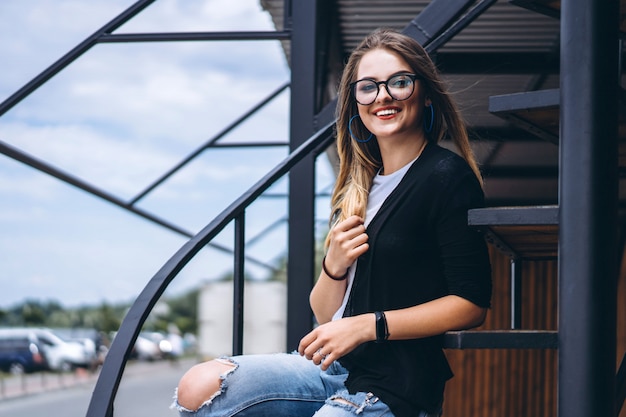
[85,120,335,417]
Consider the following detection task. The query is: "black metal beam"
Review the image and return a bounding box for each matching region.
[286,0,320,351]
[208,142,288,148]
[558,1,619,416]
[469,206,559,260]
[0,140,277,272]
[233,213,245,355]
[246,216,287,246]
[425,0,497,54]
[402,0,476,45]
[314,0,341,111]
[443,330,558,349]
[98,31,291,43]
[130,82,290,205]
[468,206,559,226]
[490,89,560,112]
[424,0,498,54]
[0,0,157,118]
[0,140,192,237]
[510,259,523,329]
[489,89,560,144]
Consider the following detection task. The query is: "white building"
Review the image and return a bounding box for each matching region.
[197,280,287,359]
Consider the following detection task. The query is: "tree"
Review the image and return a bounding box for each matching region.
[20,300,46,325]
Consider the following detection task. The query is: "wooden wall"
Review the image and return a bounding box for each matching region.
[442,245,626,416]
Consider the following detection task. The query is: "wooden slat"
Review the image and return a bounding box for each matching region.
[616,351,626,415]
[444,248,560,416]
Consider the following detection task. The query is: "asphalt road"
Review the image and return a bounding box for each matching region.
[0,358,195,417]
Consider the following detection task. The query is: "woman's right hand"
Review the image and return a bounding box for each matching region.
[324,215,369,277]
[310,215,369,324]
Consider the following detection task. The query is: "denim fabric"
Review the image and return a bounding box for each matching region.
[172,352,403,417]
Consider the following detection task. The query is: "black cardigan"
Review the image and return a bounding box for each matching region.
[339,143,492,417]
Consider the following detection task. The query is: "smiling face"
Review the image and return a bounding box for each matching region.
[355,48,429,143]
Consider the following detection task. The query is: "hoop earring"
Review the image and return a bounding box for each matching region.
[423,104,434,134]
[349,115,373,143]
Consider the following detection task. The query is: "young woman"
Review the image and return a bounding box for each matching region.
[172,28,492,417]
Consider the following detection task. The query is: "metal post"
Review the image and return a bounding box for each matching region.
[233,213,245,355]
[558,1,619,416]
[287,0,318,350]
[510,258,522,329]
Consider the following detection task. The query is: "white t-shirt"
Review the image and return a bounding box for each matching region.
[331,157,418,321]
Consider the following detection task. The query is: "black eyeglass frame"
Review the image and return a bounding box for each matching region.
[350,73,420,105]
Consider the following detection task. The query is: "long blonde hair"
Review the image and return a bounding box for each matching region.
[327,28,481,247]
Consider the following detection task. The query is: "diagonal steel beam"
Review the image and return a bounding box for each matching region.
[422,0,498,53]
[97,30,291,43]
[0,140,277,272]
[0,0,293,248]
[129,82,290,205]
[402,0,477,45]
[0,0,157,117]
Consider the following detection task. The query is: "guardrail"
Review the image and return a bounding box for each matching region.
[0,369,97,400]
[85,120,336,417]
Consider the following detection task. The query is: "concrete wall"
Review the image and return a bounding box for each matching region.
[197,280,287,359]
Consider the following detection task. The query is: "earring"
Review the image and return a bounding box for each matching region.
[423,104,434,134]
[349,115,373,143]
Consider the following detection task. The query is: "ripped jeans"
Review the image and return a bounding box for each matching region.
[172,352,441,417]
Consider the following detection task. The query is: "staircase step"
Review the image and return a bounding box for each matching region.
[468,205,558,259]
[489,89,559,144]
[489,89,626,167]
[443,330,558,349]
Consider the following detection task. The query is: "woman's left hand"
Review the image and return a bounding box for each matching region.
[298,314,375,371]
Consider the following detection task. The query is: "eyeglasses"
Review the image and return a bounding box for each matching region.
[351,73,419,105]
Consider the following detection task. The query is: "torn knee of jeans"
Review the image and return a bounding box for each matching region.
[327,392,379,415]
[170,356,238,413]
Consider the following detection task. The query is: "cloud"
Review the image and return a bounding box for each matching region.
[0,0,137,99]
[5,41,289,137]
[120,0,276,32]
[0,0,291,202]
[0,0,304,308]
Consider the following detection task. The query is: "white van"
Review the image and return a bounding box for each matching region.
[0,328,96,372]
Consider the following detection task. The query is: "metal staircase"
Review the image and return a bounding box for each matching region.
[0,0,622,416]
[463,1,622,416]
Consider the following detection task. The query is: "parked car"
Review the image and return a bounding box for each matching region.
[0,328,96,372]
[52,328,103,368]
[110,331,166,362]
[132,334,163,361]
[0,330,47,374]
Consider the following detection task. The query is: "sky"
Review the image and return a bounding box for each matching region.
[0,0,335,309]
